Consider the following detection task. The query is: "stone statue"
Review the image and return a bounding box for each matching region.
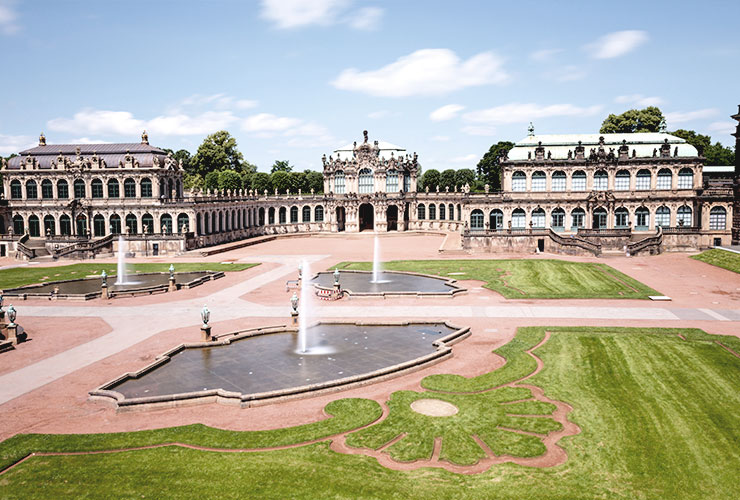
[153,155,160,168]
[1,158,6,169]
[39,132,46,146]
[547,150,552,160]
[363,130,368,143]
[141,130,149,144]
[652,148,657,157]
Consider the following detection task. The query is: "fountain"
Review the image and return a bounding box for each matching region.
[370,234,391,284]
[298,260,312,353]
[115,235,133,285]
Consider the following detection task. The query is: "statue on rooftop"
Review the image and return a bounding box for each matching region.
[363,130,368,143]
[141,130,149,145]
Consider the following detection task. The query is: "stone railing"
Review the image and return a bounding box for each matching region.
[548,229,601,256]
[577,228,632,237]
[53,234,115,258]
[661,226,700,234]
[626,226,663,255]
[16,233,35,259]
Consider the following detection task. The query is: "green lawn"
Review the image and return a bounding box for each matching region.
[2,327,738,499]
[334,259,660,299]
[0,262,258,290]
[691,248,740,274]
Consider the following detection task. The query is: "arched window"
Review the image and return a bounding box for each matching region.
[551,171,566,192]
[73,179,85,199]
[593,170,608,191]
[259,207,265,226]
[677,206,692,227]
[429,204,436,220]
[211,212,217,232]
[512,171,526,192]
[636,169,651,190]
[177,213,189,233]
[314,205,324,222]
[160,214,173,234]
[551,208,565,229]
[91,179,104,198]
[26,180,38,199]
[93,214,106,236]
[678,168,694,189]
[358,168,373,193]
[41,179,54,199]
[10,180,22,199]
[470,209,484,231]
[59,215,71,235]
[279,207,287,224]
[404,172,411,192]
[531,208,545,228]
[125,214,138,234]
[571,208,585,229]
[75,215,87,236]
[709,207,727,230]
[457,204,461,221]
[218,211,224,232]
[615,207,629,228]
[386,170,398,192]
[512,208,526,229]
[448,204,454,220]
[635,207,650,229]
[571,171,586,191]
[290,206,299,223]
[593,207,607,229]
[417,203,426,220]
[655,206,670,227]
[334,171,345,194]
[531,171,546,192]
[12,215,24,235]
[657,169,672,190]
[268,207,275,225]
[109,214,121,235]
[107,179,120,198]
[57,180,69,199]
[489,209,503,230]
[168,179,174,199]
[302,206,311,223]
[141,178,152,198]
[615,170,630,191]
[124,178,136,198]
[142,213,154,234]
[43,215,55,236]
[439,204,446,220]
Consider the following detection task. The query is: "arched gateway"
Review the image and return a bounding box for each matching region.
[359,203,374,231]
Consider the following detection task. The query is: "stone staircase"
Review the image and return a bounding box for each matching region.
[24,238,52,261]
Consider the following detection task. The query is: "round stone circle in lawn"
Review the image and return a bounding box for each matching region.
[410,398,459,417]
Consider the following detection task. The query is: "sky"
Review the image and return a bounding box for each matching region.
[0,0,738,172]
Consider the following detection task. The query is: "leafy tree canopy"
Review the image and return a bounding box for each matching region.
[440,169,456,190]
[251,172,271,193]
[455,168,476,189]
[600,107,666,134]
[204,170,220,190]
[218,169,242,191]
[476,141,514,190]
[271,160,292,173]
[420,169,440,191]
[270,170,291,193]
[671,129,735,165]
[190,131,253,177]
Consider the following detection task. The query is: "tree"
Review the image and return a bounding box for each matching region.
[671,129,735,165]
[600,107,666,134]
[190,131,247,177]
[455,168,476,189]
[270,171,291,193]
[440,169,456,190]
[271,160,293,173]
[476,141,514,190]
[218,169,242,191]
[173,149,192,171]
[419,169,440,191]
[204,171,220,191]
[251,172,271,193]
[305,170,324,193]
[183,172,204,191]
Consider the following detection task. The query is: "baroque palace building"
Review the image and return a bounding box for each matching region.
[0,119,737,259]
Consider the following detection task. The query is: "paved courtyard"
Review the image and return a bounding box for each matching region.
[1,233,738,443]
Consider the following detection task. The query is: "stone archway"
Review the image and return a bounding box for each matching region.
[336,206,346,232]
[359,203,374,231]
[386,205,398,231]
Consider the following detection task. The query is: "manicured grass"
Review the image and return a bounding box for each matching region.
[2,327,739,499]
[691,248,740,274]
[0,262,258,290]
[333,259,660,299]
[0,398,381,472]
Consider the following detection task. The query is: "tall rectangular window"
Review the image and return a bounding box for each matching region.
[571,173,586,191]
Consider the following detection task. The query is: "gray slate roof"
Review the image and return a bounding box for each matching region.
[6,143,168,170]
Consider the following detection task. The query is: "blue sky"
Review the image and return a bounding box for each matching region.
[1,0,738,172]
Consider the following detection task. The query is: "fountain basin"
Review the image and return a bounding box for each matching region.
[3,271,223,300]
[90,321,470,410]
[312,270,465,297]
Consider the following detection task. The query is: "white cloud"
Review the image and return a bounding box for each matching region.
[430,104,465,122]
[48,108,239,137]
[665,108,719,125]
[450,153,477,163]
[530,48,562,61]
[71,137,107,144]
[332,49,508,97]
[260,0,383,31]
[0,0,20,35]
[463,102,602,125]
[430,135,450,142]
[348,7,383,31]
[707,121,735,135]
[461,125,497,136]
[0,133,34,156]
[242,113,302,133]
[242,113,337,148]
[544,65,587,82]
[586,30,648,59]
[615,94,664,107]
[368,110,390,119]
[176,93,258,111]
